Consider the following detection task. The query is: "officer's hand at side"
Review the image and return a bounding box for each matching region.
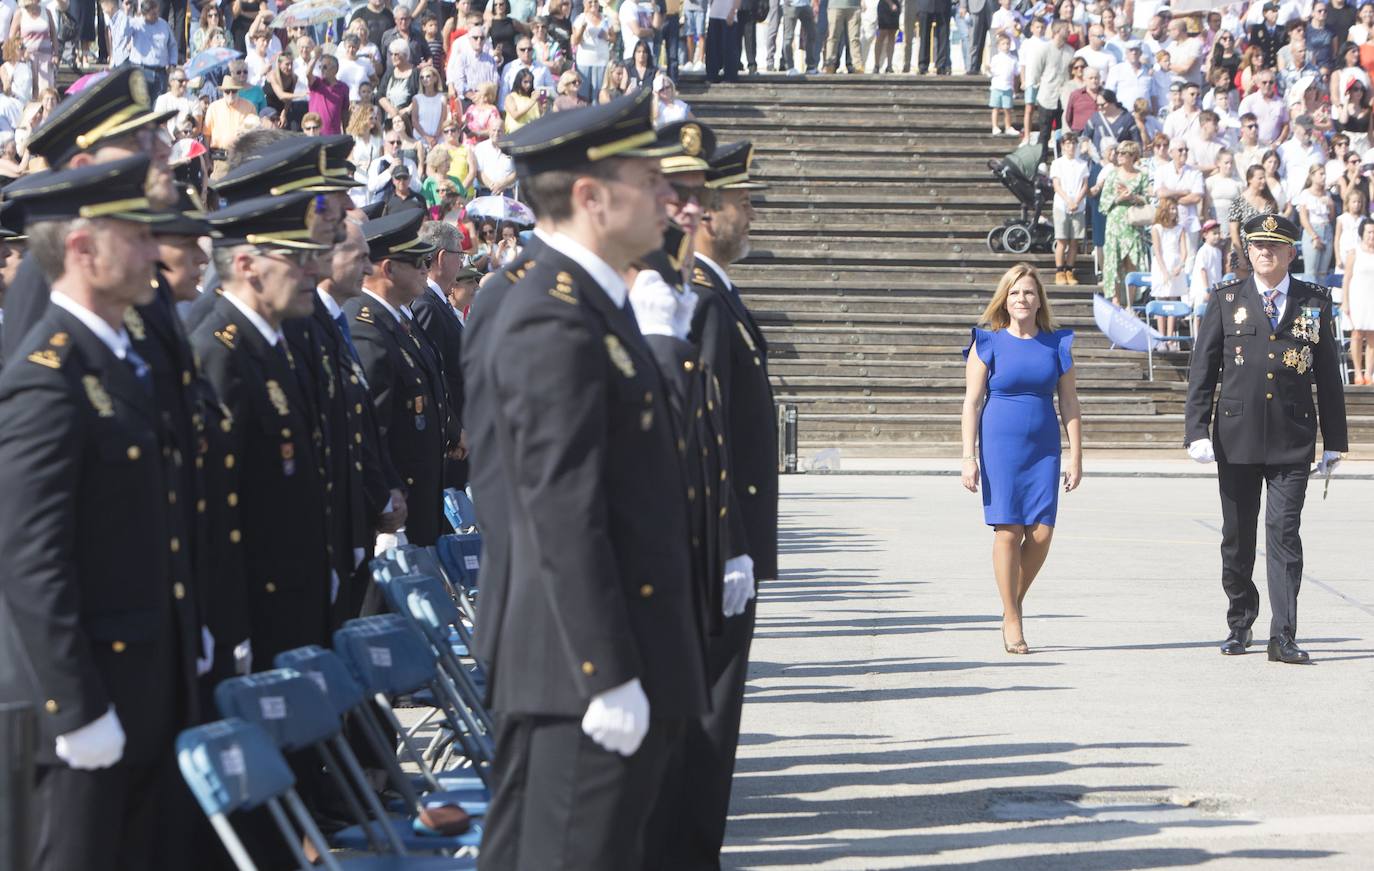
[581,677,650,756]
[1187,439,1215,464]
[378,488,408,532]
[234,639,253,675]
[1316,450,1342,475]
[196,626,215,677]
[723,554,756,617]
[55,707,125,770]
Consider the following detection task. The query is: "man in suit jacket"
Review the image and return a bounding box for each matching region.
[189,192,335,668]
[966,0,992,74]
[414,220,474,494]
[0,156,194,871]
[1185,213,1348,664]
[343,208,447,545]
[470,91,709,871]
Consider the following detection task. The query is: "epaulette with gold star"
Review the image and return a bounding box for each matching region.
[355,306,375,325]
[26,331,71,369]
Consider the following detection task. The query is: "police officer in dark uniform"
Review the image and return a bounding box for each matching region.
[0,64,178,365]
[343,208,447,545]
[0,156,192,871]
[188,193,335,667]
[413,220,472,494]
[1186,213,1348,664]
[469,91,709,871]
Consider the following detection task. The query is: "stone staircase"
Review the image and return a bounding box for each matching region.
[680,75,1374,456]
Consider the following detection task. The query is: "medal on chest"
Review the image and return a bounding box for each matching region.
[1291,306,1321,343]
[1233,345,1244,366]
[1282,346,1314,374]
[281,441,296,476]
[414,395,426,431]
[1233,306,1247,325]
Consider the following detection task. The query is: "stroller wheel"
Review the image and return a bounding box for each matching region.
[986,226,1006,253]
[1003,224,1032,254]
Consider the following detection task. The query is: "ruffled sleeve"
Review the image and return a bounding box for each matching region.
[1056,329,1075,376]
[963,327,993,368]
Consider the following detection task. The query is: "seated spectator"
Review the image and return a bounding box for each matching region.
[1229,164,1278,273]
[470,218,498,271]
[1084,89,1139,152]
[388,112,425,170]
[1,37,34,104]
[503,67,544,132]
[551,69,586,111]
[1132,97,1162,143]
[1330,41,1371,105]
[598,59,629,103]
[651,74,690,128]
[1335,78,1372,151]
[626,38,655,88]
[491,221,522,270]
[0,131,28,183]
[463,80,501,140]
[190,3,226,55]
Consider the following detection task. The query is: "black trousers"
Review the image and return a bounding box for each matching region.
[968,4,991,74]
[1036,103,1062,156]
[651,599,756,871]
[917,11,949,73]
[705,17,741,82]
[480,714,684,871]
[1217,461,1309,639]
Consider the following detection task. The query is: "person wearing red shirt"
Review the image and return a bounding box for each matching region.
[307,53,351,135]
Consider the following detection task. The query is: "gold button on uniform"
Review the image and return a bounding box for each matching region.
[1269,334,1277,341]
[1267,372,1274,380]
[720,506,728,518]
[1269,352,1276,359]
[45,700,59,714]
[683,360,695,371]
[227,492,238,507]
[168,490,176,505]
[126,445,141,461]
[687,486,696,501]
[197,498,206,514]
[265,582,277,593]
[229,529,242,543]
[581,661,596,676]
[640,584,654,598]
[220,419,232,433]
[1266,393,1274,400]
[281,428,291,438]
[169,537,181,553]
[174,582,186,600]
[225,454,236,469]
[747,485,758,495]
[406,477,415,485]
[111,641,126,653]
[355,403,363,414]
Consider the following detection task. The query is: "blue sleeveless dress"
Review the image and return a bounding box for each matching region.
[964,327,1075,527]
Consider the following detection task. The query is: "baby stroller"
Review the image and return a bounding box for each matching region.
[985,142,1054,255]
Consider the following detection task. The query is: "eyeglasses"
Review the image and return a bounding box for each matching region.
[255,247,317,267]
[670,181,705,202]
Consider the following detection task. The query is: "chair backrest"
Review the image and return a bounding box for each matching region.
[1144,299,1191,318]
[443,488,478,532]
[393,544,447,582]
[1124,271,1152,287]
[334,614,439,696]
[214,669,339,751]
[380,572,464,636]
[177,718,295,817]
[1322,273,1343,288]
[273,646,367,716]
[1194,301,1208,320]
[436,532,483,590]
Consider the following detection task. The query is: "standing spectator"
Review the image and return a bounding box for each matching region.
[1248,2,1288,69]
[1016,16,1048,145]
[1238,70,1289,146]
[226,0,263,52]
[366,130,420,204]
[1334,188,1366,272]
[1262,149,1289,213]
[153,66,194,131]
[472,117,515,195]
[503,67,544,131]
[202,68,255,177]
[1084,89,1139,151]
[1063,65,1102,133]
[873,0,898,73]
[336,35,376,101]
[1340,217,1374,383]
[1086,139,1114,262]
[1333,77,1370,151]
[1349,2,1374,44]
[1329,0,1358,48]
[379,38,420,119]
[464,80,500,136]
[1187,110,1226,174]
[124,0,175,98]
[1050,131,1087,284]
[350,0,394,55]
[965,0,991,76]
[264,49,304,128]
[1206,149,1244,228]
[781,0,818,74]
[663,0,686,79]
[1155,139,1205,264]
[1074,23,1115,78]
[1234,112,1265,174]
[381,4,430,75]
[824,0,861,73]
[346,101,384,204]
[1,37,34,105]
[704,0,739,83]
[898,0,918,73]
[1028,21,1075,153]
[1209,29,1242,84]
[435,118,476,193]
[10,0,54,93]
[684,0,707,70]
[1190,219,1225,310]
[1166,17,1202,87]
[499,35,553,104]
[1163,82,1202,143]
[1296,165,1335,280]
[448,26,498,102]
[988,33,1016,135]
[1150,196,1188,336]
[1278,115,1323,201]
[621,0,658,62]
[485,0,528,64]
[410,63,447,146]
[1098,139,1151,307]
[572,0,616,96]
[306,52,350,136]
[914,0,950,74]
[1227,164,1278,274]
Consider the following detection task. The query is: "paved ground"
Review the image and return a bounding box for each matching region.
[724,470,1374,870]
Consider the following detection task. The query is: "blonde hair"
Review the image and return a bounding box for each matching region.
[1155,195,1179,229]
[979,263,1059,332]
[474,81,497,104]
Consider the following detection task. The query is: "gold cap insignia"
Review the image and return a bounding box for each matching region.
[680,124,702,157]
[265,379,291,416]
[82,375,115,417]
[605,335,636,378]
[1262,215,1278,232]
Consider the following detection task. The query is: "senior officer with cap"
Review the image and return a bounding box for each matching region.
[1,64,178,365]
[1186,213,1348,664]
[188,192,336,667]
[679,137,778,869]
[343,208,448,546]
[469,91,710,871]
[0,155,194,871]
[413,220,472,495]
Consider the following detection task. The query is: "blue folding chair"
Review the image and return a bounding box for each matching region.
[1125,271,1153,311]
[215,668,483,856]
[435,533,483,598]
[392,543,478,626]
[336,616,494,791]
[176,719,474,871]
[1143,299,1193,380]
[275,646,490,817]
[443,488,478,533]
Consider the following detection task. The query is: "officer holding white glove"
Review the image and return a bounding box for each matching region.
[722,553,756,617]
[1184,213,1349,664]
[55,707,127,770]
[581,677,651,756]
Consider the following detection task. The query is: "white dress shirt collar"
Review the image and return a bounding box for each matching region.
[51,292,131,359]
[222,290,285,346]
[545,232,628,307]
[360,287,407,323]
[695,252,731,291]
[316,286,343,319]
[1253,272,1290,319]
[426,278,448,304]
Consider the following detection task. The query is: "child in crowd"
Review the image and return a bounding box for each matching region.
[1190,219,1224,334]
[988,34,1017,135]
[1150,196,1189,337]
[1333,188,1368,302]
[1050,131,1088,284]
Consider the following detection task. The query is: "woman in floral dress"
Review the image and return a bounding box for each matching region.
[1097,140,1152,307]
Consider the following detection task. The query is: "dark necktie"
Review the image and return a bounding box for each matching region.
[125,346,153,394]
[334,312,361,365]
[1263,290,1279,328]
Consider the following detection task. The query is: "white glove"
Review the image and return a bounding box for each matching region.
[196,626,215,677]
[628,270,679,337]
[374,530,408,557]
[722,554,756,618]
[580,677,650,757]
[1316,450,1342,475]
[234,639,253,675]
[1187,438,1215,464]
[55,707,125,770]
[671,287,699,340]
[330,569,341,605]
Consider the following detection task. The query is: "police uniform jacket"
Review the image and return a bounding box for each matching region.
[470,245,709,719]
[342,291,446,546]
[0,306,188,765]
[189,293,332,665]
[412,279,465,449]
[689,255,779,581]
[0,251,49,366]
[1185,274,1349,466]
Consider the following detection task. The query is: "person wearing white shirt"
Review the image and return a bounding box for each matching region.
[366,134,421,204]
[1050,131,1089,285]
[1107,42,1152,113]
[335,36,376,101]
[1074,24,1118,78]
[1278,116,1325,200]
[472,126,516,195]
[1165,18,1203,87]
[498,45,555,105]
[1187,111,1226,174]
[1189,219,1224,308]
[1155,138,1205,262]
[1163,81,1202,143]
[619,0,658,61]
[152,69,196,132]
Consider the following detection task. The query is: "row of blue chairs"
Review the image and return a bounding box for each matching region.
[176,489,492,870]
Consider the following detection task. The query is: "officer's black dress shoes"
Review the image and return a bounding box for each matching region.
[1267,634,1311,664]
[1219,627,1252,655]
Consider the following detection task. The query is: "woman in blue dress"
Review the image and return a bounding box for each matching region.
[961,263,1083,654]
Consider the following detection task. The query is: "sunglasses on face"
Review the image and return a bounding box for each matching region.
[670,182,704,202]
[257,247,317,267]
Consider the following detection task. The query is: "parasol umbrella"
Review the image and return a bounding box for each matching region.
[184,47,242,81]
[66,70,108,95]
[1093,293,1163,353]
[465,195,535,226]
[276,0,351,28]
[169,138,208,167]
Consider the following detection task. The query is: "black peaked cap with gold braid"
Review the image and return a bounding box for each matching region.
[27,64,177,165]
[152,187,215,238]
[212,136,361,204]
[3,154,174,225]
[705,140,769,190]
[1242,213,1300,246]
[497,86,682,177]
[207,191,332,250]
[362,207,438,264]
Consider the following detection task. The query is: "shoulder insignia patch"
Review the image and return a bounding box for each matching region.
[123,308,146,341]
[27,349,61,368]
[355,306,375,325]
[265,379,291,416]
[549,269,579,305]
[692,266,711,286]
[214,323,238,349]
[605,334,636,378]
[82,375,115,417]
[735,320,757,352]
[49,332,68,347]
[549,288,579,305]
